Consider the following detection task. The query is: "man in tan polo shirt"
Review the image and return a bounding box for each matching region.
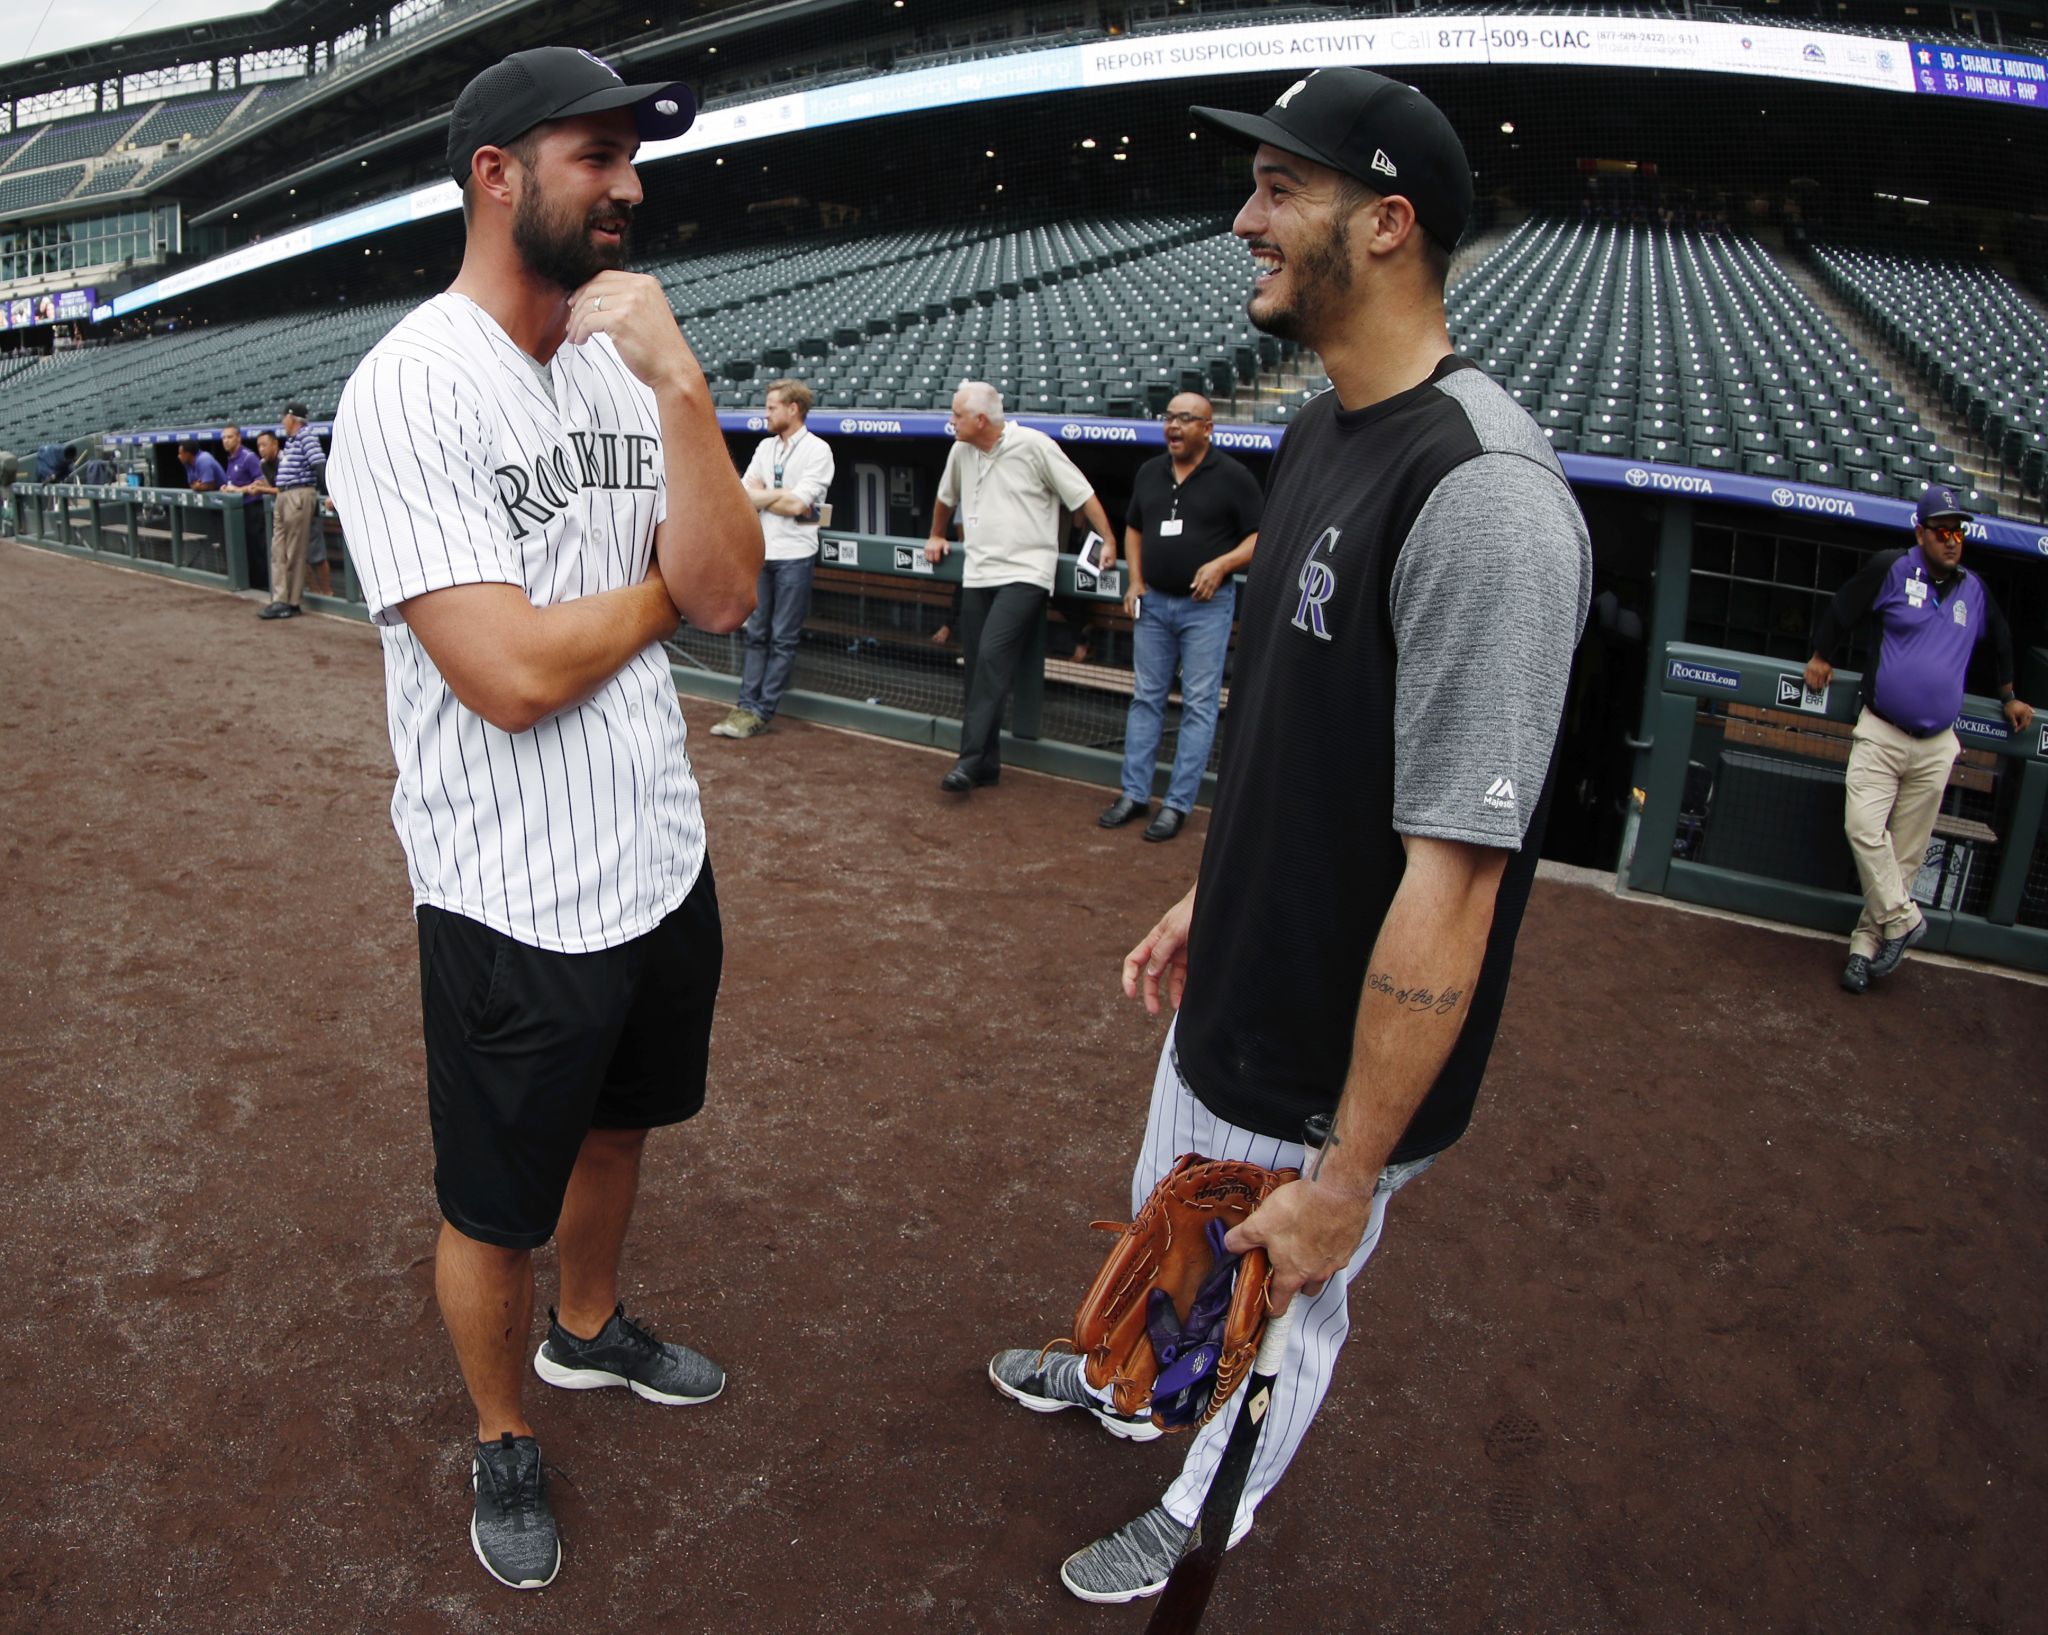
[924,380,1117,793]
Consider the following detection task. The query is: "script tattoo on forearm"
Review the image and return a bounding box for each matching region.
[1366,971,1465,1016]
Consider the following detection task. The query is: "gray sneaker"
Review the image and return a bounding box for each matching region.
[709,708,766,739]
[1058,1503,1251,1604]
[1869,916,1928,979]
[534,1305,725,1405]
[988,1347,1162,1442]
[470,1433,560,1591]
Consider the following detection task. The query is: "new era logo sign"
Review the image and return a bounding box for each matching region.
[1275,77,1310,108]
[1371,149,1398,178]
[1483,776,1516,812]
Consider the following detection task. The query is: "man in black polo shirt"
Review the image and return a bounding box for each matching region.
[985,68,1591,1604]
[1100,391,1263,842]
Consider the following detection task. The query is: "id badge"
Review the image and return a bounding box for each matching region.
[1159,518,1184,536]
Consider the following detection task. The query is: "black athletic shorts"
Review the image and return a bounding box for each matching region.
[416,860,723,1250]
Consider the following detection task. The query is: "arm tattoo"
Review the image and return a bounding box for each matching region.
[1366,971,1465,1017]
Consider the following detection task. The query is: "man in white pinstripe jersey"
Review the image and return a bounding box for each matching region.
[328,49,762,1591]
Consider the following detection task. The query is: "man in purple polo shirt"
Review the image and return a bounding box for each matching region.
[177,441,226,491]
[1806,485,2034,993]
[218,425,263,492]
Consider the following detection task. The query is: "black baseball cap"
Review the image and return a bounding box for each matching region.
[447,47,696,187]
[1191,68,1473,252]
[283,401,309,419]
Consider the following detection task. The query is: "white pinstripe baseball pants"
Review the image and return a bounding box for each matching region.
[1126,1023,1435,1540]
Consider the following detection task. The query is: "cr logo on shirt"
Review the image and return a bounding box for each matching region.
[1291,526,1343,641]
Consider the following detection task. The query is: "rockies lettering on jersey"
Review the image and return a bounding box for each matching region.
[328,291,706,955]
[496,432,661,537]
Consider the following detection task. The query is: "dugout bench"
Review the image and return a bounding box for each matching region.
[1631,640,2048,972]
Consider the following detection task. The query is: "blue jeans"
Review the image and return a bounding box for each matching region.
[736,556,816,721]
[1119,585,1234,813]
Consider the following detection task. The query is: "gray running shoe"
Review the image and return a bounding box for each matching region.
[534,1305,725,1406]
[709,708,765,739]
[1059,1503,1251,1604]
[1869,916,1927,979]
[988,1347,1162,1442]
[470,1433,560,1591]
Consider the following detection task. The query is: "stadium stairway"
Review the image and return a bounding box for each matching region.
[1784,254,2035,516]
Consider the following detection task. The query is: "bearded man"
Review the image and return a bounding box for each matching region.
[327,48,762,1590]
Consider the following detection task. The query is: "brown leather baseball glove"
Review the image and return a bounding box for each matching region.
[1062,1153,1298,1434]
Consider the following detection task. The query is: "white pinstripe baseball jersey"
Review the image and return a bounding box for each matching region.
[328,291,705,954]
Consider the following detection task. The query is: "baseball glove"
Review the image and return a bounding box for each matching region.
[1063,1153,1298,1434]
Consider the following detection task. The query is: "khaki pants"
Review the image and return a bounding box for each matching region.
[1843,707,1958,958]
[270,486,317,608]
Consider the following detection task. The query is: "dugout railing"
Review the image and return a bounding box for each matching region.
[1631,640,2048,973]
[4,482,1219,805]
[14,483,2048,972]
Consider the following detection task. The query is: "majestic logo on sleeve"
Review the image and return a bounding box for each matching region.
[1290,526,1342,640]
[495,431,660,538]
[1483,776,1517,813]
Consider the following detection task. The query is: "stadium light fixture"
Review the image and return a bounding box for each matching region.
[1113,152,1126,161]
[985,149,994,157]
[1081,137,1096,148]
[1500,121,1514,133]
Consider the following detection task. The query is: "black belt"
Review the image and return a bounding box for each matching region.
[1870,707,1951,742]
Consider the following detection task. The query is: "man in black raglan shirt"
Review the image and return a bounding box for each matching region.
[985,68,1592,1604]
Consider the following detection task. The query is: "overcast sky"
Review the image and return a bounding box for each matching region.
[4,0,281,67]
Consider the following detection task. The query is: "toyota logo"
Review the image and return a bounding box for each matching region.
[1770,487,1796,507]
[1060,423,1083,439]
[1625,467,1649,488]
[746,416,766,432]
[2037,535,2048,557]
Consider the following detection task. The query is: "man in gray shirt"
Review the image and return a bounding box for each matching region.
[986,68,1591,1605]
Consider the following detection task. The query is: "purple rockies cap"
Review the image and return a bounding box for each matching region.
[1913,483,1972,525]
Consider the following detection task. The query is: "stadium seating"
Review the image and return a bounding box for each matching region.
[0,206,2013,519]
[6,111,143,170]
[1811,243,2048,511]
[76,159,147,199]
[123,94,246,150]
[1377,217,1979,504]
[0,166,86,216]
